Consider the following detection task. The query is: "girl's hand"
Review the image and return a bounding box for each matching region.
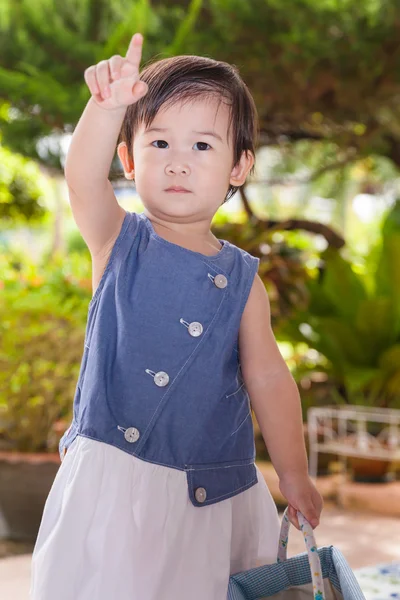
[84,33,148,110]
[279,472,323,530]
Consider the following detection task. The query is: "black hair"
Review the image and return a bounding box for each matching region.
[119,54,259,200]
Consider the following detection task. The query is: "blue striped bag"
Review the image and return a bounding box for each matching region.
[228,508,366,600]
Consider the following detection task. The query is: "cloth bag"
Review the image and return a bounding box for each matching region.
[228,508,366,600]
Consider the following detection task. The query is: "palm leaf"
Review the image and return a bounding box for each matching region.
[319,247,367,322]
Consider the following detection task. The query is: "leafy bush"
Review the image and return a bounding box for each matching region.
[280,200,400,409]
[213,216,311,324]
[0,252,91,452]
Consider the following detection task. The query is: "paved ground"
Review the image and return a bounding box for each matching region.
[285,505,400,569]
[0,506,399,599]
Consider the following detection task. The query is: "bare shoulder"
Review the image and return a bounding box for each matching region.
[239,274,271,337]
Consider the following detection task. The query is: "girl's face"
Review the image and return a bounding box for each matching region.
[123,96,253,224]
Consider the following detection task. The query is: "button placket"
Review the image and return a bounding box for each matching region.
[208,273,228,289]
[117,425,141,443]
[195,487,207,503]
[179,318,204,337]
[145,369,170,387]
[124,427,140,443]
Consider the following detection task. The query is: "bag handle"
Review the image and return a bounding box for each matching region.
[277,507,325,600]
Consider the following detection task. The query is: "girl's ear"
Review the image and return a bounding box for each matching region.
[117,142,135,180]
[229,150,254,187]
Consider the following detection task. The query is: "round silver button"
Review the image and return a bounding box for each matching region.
[214,274,228,289]
[154,371,170,387]
[188,322,203,337]
[124,427,140,443]
[195,487,207,503]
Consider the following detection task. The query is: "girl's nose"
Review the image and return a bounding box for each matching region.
[165,162,191,176]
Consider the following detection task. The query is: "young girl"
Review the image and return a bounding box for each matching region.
[30,33,323,600]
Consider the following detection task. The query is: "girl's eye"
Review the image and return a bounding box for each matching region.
[194,142,211,151]
[152,140,168,149]
[151,140,211,150]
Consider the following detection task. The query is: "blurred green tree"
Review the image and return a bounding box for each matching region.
[3,1,400,166]
[2,0,400,239]
[0,141,47,223]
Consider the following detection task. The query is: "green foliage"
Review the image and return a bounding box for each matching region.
[280,200,400,408]
[0,138,48,223]
[163,0,204,56]
[2,0,400,171]
[0,251,91,452]
[0,0,169,168]
[213,216,312,323]
[3,0,400,225]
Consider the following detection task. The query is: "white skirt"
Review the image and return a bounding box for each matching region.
[30,436,280,600]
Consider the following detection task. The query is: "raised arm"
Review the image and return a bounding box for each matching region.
[64,33,148,258]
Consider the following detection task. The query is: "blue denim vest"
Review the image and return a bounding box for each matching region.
[59,211,260,507]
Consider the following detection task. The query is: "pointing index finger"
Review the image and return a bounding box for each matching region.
[126,33,143,68]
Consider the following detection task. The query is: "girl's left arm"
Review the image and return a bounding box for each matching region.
[238,274,323,529]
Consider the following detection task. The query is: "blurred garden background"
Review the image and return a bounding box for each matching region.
[1,0,400,596]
